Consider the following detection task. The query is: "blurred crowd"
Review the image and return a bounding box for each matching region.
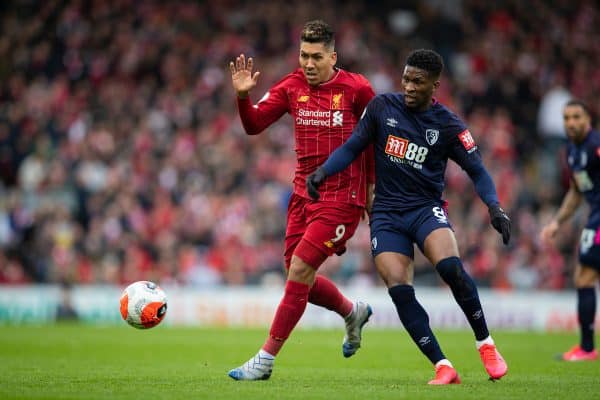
[0,0,598,290]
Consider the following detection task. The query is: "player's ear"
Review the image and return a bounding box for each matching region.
[330,51,337,66]
[432,79,440,92]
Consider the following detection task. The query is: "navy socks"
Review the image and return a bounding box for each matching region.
[577,287,596,352]
[436,257,490,341]
[388,284,445,364]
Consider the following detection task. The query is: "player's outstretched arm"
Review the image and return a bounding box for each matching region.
[540,221,560,247]
[540,183,583,247]
[229,53,260,98]
[462,161,511,245]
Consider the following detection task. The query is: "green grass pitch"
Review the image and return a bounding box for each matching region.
[0,324,598,399]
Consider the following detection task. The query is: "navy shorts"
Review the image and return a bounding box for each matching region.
[370,203,452,258]
[578,211,600,271]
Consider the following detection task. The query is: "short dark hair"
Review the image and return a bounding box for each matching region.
[406,49,444,79]
[301,20,335,49]
[565,99,591,116]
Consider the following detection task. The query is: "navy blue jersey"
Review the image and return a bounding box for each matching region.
[567,129,600,215]
[322,93,498,212]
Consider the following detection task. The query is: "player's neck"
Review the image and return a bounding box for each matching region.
[413,98,434,112]
[574,130,591,144]
[313,68,338,87]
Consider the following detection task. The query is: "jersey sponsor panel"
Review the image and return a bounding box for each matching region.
[295,108,344,127]
[296,109,332,127]
[384,134,429,170]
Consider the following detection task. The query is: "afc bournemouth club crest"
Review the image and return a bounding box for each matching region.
[425,129,439,146]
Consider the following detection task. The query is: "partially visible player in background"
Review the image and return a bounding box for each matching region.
[227,20,375,380]
[540,100,599,362]
[307,49,510,384]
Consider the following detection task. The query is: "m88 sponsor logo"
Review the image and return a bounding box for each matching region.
[385,134,428,169]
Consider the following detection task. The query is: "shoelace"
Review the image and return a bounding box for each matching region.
[248,355,273,370]
[434,366,454,379]
[481,346,499,363]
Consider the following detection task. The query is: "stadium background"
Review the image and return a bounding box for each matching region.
[0,0,599,322]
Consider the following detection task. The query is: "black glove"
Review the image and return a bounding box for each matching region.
[306,167,327,200]
[489,204,511,245]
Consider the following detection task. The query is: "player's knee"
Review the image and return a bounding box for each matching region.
[293,239,328,269]
[435,257,475,299]
[388,284,415,302]
[388,284,429,326]
[435,256,462,282]
[289,256,317,284]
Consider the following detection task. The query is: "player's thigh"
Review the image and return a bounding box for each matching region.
[574,263,600,287]
[284,194,308,269]
[422,228,460,265]
[300,201,363,261]
[578,223,600,275]
[374,251,414,287]
[370,211,415,259]
[414,205,458,264]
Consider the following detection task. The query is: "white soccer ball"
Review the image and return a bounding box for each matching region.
[119,281,168,329]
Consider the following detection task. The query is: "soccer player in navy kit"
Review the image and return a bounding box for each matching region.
[227,20,375,381]
[540,100,599,362]
[307,49,510,384]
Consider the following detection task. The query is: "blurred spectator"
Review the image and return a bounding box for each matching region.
[55,281,79,321]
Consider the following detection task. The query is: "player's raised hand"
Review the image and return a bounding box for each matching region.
[539,221,559,247]
[488,204,511,245]
[229,54,260,98]
[306,167,327,200]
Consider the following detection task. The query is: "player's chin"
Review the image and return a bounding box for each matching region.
[304,74,319,85]
[404,97,418,108]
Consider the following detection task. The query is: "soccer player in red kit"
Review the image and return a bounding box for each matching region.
[227,20,375,381]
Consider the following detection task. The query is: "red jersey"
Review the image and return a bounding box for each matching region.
[237,68,375,207]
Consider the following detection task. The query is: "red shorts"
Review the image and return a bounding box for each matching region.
[284,193,363,269]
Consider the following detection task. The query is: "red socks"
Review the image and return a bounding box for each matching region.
[263,280,310,356]
[308,275,353,317]
[262,276,353,356]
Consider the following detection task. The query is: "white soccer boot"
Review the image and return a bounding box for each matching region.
[228,350,275,381]
[342,301,373,358]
